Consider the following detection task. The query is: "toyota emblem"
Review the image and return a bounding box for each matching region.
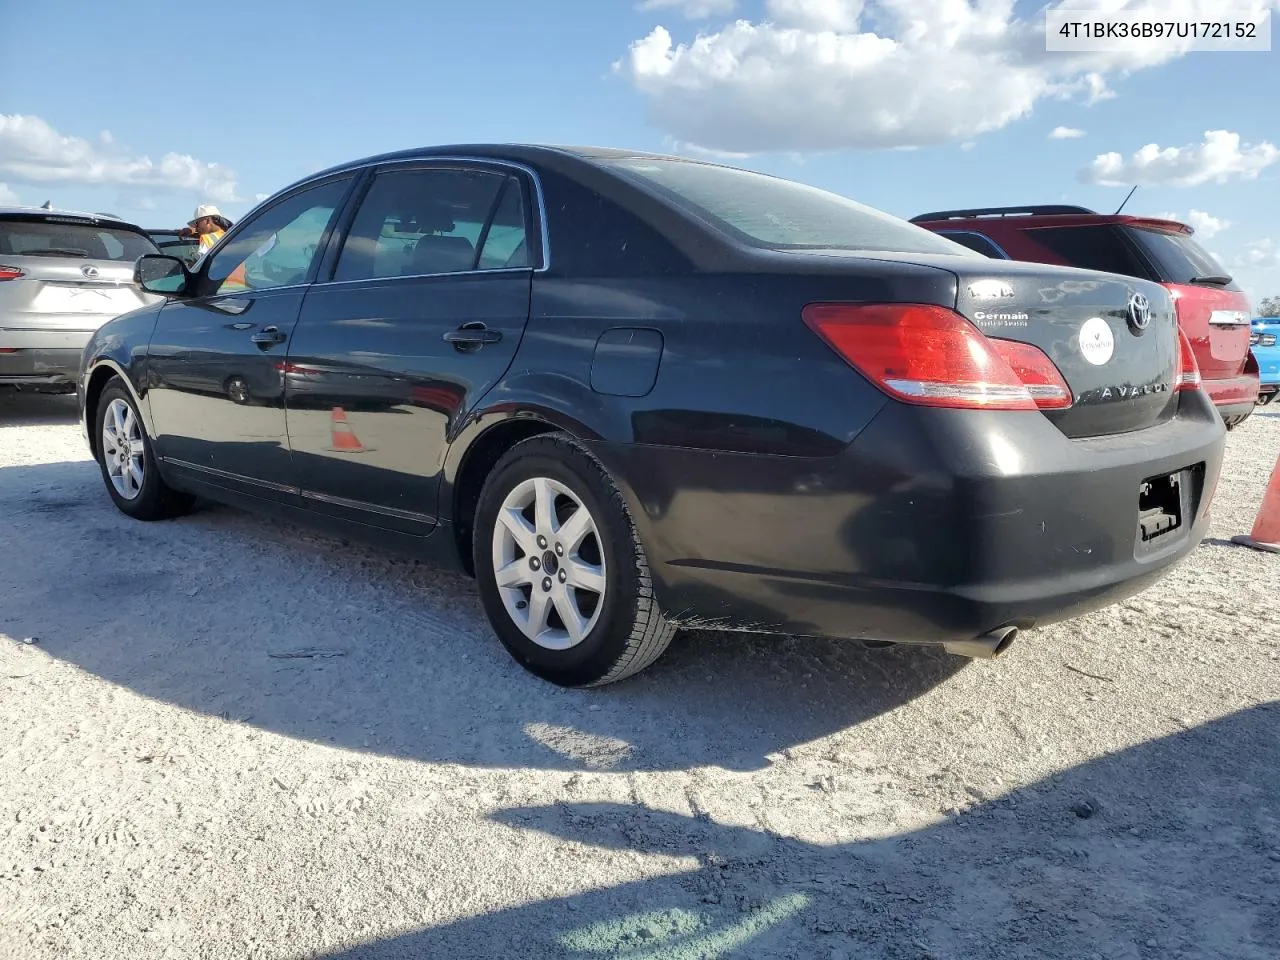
[80,264,100,279]
[1127,292,1151,333]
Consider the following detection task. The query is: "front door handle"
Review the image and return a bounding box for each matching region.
[250,325,287,346]
[443,322,502,348]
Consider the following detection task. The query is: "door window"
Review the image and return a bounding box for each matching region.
[204,178,352,295]
[333,168,529,282]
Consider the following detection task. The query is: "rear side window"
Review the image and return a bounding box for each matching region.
[1125,227,1240,290]
[604,158,975,256]
[937,231,1007,258]
[0,218,158,261]
[1025,225,1157,280]
[334,168,529,282]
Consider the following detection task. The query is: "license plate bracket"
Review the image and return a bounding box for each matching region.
[1136,470,1186,547]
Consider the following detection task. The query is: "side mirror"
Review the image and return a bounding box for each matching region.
[135,254,191,296]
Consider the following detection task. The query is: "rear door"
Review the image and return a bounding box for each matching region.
[146,176,355,496]
[285,162,537,533]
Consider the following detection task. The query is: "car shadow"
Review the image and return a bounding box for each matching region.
[1,459,966,773]
[311,703,1280,959]
[0,391,79,427]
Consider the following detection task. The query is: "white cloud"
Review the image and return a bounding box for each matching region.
[638,0,736,18]
[1049,126,1085,139]
[766,0,864,32]
[1143,209,1230,238]
[0,182,18,204]
[1185,209,1230,238]
[617,1,1279,153]
[1234,239,1280,270]
[1080,129,1280,187]
[255,192,271,202]
[0,115,240,203]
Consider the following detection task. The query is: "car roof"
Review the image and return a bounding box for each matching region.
[290,143,729,189]
[0,205,146,232]
[909,205,1193,235]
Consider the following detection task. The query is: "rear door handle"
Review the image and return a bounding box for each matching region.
[443,322,502,348]
[250,325,287,345]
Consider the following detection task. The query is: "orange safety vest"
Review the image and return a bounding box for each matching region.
[197,228,224,256]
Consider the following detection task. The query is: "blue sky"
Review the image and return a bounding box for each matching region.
[2,0,1278,300]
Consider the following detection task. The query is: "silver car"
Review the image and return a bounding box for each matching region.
[1,206,163,392]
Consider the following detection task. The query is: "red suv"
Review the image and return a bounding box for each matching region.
[912,205,1259,428]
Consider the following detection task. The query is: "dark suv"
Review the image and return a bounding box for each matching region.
[912,206,1259,429]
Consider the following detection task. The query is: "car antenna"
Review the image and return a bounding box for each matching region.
[1114,185,1138,215]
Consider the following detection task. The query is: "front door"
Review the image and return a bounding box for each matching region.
[147,176,355,497]
[286,164,537,533]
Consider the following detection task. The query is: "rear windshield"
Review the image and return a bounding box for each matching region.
[1125,227,1241,290]
[604,158,978,256]
[1026,224,1158,280]
[0,217,158,261]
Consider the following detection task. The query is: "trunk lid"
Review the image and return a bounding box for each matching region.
[947,259,1179,438]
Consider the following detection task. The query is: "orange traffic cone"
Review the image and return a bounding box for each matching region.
[1232,450,1280,554]
[329,406,368,453]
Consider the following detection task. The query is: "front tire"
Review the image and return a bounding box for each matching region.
[95,380,194,521]
[473,434,675,687]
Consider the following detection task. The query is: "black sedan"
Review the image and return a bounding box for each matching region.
[78,145,1225,686]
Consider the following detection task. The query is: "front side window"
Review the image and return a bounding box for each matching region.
[603,157,975,256]
[204,177,352,295]
[0,218,158,261]
[333,168,530,282]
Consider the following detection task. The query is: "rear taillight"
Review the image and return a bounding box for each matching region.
[989,339,1073,409]
[802,303,1070,411]
[1175,328,1202,392]
[0,266,23,281]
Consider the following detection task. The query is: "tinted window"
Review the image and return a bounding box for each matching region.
[1026,225,1157,280]
[603,158,974,255]
[478,181,530,269]
[334,168,527,282]
[937,231,1007,258]
[205,178,351,295]
[0,218,158,261]
[1126,227,1240,290]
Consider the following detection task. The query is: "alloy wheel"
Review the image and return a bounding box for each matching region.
[491,476,607,650]
[101,397,145,500]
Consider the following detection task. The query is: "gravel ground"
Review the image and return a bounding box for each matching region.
[1,393,1277,960]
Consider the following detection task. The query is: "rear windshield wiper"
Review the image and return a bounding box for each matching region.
[1188,275,1233,286]
[19,248,92,258]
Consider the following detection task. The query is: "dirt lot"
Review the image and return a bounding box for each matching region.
[1,393,1277,960]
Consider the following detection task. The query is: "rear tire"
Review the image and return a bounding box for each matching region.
[473,433,675,687]
[94,380,194,521]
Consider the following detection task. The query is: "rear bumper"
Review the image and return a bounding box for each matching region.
[593,393,1225,644]
[0,347,83,385]
[1254,348,1280,388]
[1204,370,1260,409]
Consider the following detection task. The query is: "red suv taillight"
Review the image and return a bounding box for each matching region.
[1175,328,1202,392]
[0,266,24,281]
[801,302,1071,411]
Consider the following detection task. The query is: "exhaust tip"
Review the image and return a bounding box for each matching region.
[943,626,1018,660]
